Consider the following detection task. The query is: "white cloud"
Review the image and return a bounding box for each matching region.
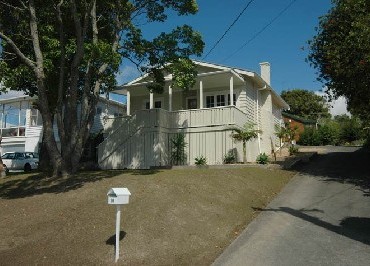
[115,65,141,85]
[315,91,350,117]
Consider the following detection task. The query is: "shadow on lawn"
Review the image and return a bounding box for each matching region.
[292,148,370,197]
[106,231,127,246]
[253,206,370,246]
[0,169,161,199]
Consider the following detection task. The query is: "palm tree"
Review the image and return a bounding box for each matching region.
[275,124,286,152]
[231,123,261,164]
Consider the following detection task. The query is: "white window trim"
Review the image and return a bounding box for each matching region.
[142,97,164,109]
[204,89,240,108]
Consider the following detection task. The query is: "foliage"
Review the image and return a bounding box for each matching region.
[223,151,236,164]
[256,153,269,164]
[288,145,299,156]
[297,119,358,146]
[281,89,330,120]
[308,0,370,122]
[275,123,298,146]
[194,155,207,166]
[0,0,204,176]
[298,127,321,146]
[334,115,364,143]
[171,133,187,165]
[318,121,340,145]
[230,123,261,164]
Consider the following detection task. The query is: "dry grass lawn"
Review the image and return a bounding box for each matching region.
[0,167,294,265]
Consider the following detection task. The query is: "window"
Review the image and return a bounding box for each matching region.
[216,95,225,106]
[227,94,237,106]
[206,96,214,108]
[145,100,162,109]
[30,109,42,126]
[187,98,197,109]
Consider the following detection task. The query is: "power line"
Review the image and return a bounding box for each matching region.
[222,0,298,63]
[202,0,255,60]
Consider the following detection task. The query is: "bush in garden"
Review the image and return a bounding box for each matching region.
[317,121,340,145]
[289,145,299,155]
[223,151,236,164]
[194,155,207,166]
[256,153,269,164]
[298,127,321,146]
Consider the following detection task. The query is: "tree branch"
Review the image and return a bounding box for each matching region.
[0,31,36,70]
[29,0,44,76]
[0,1,25,11]
[55,0,67,147]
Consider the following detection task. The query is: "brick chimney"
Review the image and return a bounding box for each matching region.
[259,62,271,86]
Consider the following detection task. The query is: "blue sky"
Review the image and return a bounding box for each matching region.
[113,0,333,102]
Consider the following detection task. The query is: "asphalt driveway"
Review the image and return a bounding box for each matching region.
[213,146,370,266]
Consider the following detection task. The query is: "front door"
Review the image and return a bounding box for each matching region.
[187,98,197,109]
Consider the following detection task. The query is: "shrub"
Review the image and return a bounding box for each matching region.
[289,145,299,155]
[256,153,269,164]
[317,122,340,145]
[298,127,320,146]
[223,151,236,164]
[171,133,187,165]
[195,155,207,166]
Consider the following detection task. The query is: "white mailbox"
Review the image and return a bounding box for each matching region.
[107,188,131,205]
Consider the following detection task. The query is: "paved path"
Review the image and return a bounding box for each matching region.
[213,146,370,266]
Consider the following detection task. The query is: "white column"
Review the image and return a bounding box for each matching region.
[149,91,154,109]
[126,90,131,116]
[199,80,203,109]
[168,85,173,111]
[115,205,121,262]
[229,76,234,106]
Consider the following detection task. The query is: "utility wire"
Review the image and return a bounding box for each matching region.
[202,0,255,60]
[222,0,298,63]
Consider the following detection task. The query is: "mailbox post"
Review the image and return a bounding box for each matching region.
[107,188,131,262]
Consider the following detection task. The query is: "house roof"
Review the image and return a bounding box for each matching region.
[0,92,125,109]
[115,60,289,109]
[282,111,316,124]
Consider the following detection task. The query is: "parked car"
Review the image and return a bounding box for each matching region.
[1,152,39,172]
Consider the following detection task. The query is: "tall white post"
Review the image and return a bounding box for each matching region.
[149,92,154,109]
[126,90,131,116]
[115,205,121,262]
[199,80,203,109]
[168,85,173,111]
[229,76,234,106]
[256,89,261,154]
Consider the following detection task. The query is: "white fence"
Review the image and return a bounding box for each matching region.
[98,106,257,169]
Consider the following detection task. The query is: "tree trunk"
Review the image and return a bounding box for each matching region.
[243,141,247,164]
[0,137,5,177]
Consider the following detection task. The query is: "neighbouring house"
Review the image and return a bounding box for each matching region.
[98,60,289,169]
[0,94,125,158]
[282,111,316,142]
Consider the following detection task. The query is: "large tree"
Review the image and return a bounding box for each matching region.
[308,0,370,122]
[0,0,204,176]
[281,89,330,120]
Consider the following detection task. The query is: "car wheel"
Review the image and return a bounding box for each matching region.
[24,163,32,172]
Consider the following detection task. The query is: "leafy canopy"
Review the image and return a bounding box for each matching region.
[0,0,204,175]
[281,89,330,120]
[308,0,370,121]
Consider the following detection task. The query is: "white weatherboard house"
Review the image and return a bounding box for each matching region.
[98,61,289,169]
[0,94,125,155]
